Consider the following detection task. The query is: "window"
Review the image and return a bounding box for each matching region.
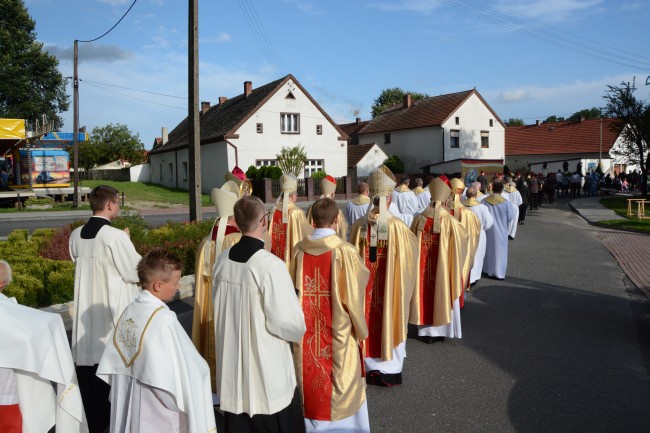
[384,133,391,144]
[455,116,460,125]
[256,123,263,133]
[256,159,277,167]
[281,113,300,133]
[450,130,460,148]
[489,119,494,127]
[182,162,188,180]
[305,159,324,177]
[481,131,489,148]
[168,163,173,181]
[159,164,162,181]
[316,125,322,135]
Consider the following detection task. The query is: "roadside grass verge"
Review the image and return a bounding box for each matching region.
[599,197,650,233]
[80,180,212,206]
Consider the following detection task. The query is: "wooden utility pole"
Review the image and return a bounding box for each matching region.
[72,39,80,207]
[188,0,202,221]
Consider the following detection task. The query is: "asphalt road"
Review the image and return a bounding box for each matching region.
[166,199,650,432]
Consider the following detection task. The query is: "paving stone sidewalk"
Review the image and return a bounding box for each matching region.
[571,196,650,299]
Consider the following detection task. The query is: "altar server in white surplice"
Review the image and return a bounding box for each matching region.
[97,250,216,433]
[462,188,494,286]
[0,260,88,433]
[503,182,523,240]
[482,181,514,280]
[412,177,431,214]
[391,177,418,226]
[345,182,371,229]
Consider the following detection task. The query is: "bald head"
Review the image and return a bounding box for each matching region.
[466,187,477,199]
[357,182,369,196]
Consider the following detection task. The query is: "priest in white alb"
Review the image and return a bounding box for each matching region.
[482,181,514,280]
[462,187,494,286]
[97,249,216,433]
[391,177,418,226]
[0,260,88,433]
[345,182,371,235]
[503,181,523,240]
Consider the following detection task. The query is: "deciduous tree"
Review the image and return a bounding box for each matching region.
[0,0,69,129]
[371,87,430,118]
[276,145,307,177]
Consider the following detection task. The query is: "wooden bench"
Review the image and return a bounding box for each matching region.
[636,200,650,220]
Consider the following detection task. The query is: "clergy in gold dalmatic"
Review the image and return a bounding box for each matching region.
[291,197,370,432]
[448,177,481,300]
[306,175,348,239]
[269,172,312,269]
[192,180,242,395]
[409,176,468,341]
[349,165,418,386]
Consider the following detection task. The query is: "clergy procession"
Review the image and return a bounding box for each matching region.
[0,164,528,433]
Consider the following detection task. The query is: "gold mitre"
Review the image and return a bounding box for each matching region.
[368,165,396,197]
[450,178,465,194]
[321,175,337,196]
[225,166,252,197]
[430,177,452,203]
[211,180,239,218]
[280,172,298,193]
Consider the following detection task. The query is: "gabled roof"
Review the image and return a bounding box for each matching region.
[358,89,505,134]
[347,143,376,168]
[149,74,347,155]
[505,118,620,156]
[339,119,370,137]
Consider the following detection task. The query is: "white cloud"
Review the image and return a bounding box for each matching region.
[499,88,530,103]
[45,43,134,63]
[494,0,603,24]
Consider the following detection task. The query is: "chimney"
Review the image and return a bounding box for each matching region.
[218,96,228,105]
[161,127,168,145]
[244,81,252,97]
[201,101,210,114]
[580,115,586,122]
[356,117,361,125]
[403,94,412,109]
[536,119,541,127]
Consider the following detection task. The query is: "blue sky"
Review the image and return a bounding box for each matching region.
[25,0,650,149]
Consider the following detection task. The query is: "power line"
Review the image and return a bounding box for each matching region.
[77,0,138,43]
[235,0,285,75]
[80,79,187,99]
[82,80,185,110]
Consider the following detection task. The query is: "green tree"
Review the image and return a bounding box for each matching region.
[371,87,430,118]
[567,107,602,122]
[603,81,650,197]
[544,115,565,123]
[77,140,100,172]
[0,0,69,129]
[383,154,405,174]
[506,118,525,126]
[87,123,145,166]
[276,145,307,177]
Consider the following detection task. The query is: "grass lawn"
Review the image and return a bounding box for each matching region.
[599,197,650,233]
[81,180,212,206]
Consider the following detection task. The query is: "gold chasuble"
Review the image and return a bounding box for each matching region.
[269,201,312,269]
[192,222,241,391]
[306,205,348,240]
[409,205,467,327]
[291,234,369,421]
[449,202,481,294]
[349,211,417,361]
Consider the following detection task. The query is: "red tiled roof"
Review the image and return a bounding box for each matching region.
[339,119,370,136]
[505,118,620,156]
[347,143,375,168]
[358,89,504,134]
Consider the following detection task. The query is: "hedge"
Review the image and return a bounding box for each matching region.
[1,215,213,307]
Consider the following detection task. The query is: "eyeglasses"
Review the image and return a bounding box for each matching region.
[260,209,272,223]
[110,200,120,206]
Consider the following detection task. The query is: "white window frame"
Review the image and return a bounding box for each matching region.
[256,159,277,167]
[280,113,300,134]
[450,130,460,148]
[304,159,324,177]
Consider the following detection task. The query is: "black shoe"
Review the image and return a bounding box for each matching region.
[366,371,402,386]
[418,336,445,344]
[508,236,514,240]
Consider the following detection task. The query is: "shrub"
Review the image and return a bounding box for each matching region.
[39,226,73,261]
[246,165,258,180]
[25,196,55,206]
[384,155,405,174]
[311,170,326,180]
[4,273,43,306]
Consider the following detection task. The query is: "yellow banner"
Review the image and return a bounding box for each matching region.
[0,119,26,139]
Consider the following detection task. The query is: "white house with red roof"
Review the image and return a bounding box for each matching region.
[148,75,348,193]
[354,89,506,180]
[505,118,625,174]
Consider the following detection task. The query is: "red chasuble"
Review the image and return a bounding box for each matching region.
[0,404,22,433]
[419,217,441,325]
[211,223,240,240]
[301,251,334,421]
[270,209,287,261]
[363,226,388,359]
